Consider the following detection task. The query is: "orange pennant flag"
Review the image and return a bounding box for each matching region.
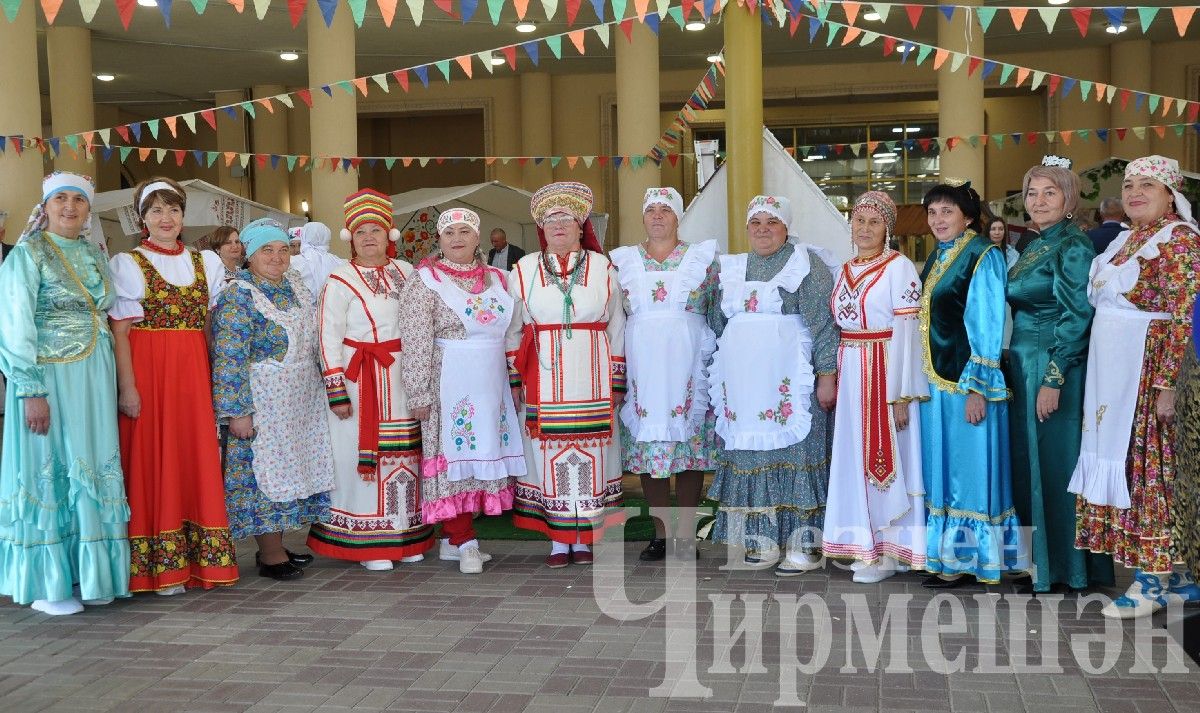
[513,0,529,19]
[634,0,650,21]
[402,158,414,168]
[1162,97,1174,116]
[456,55,473,78]
[1094,82,1107,101]
[1059,130,1073,145]
[228,0,245,12]
[1172,7,1196,37]
[866,141,879,153]
[1016,67,1030,87]
[351,77,369,96]
[485,157,497,166]
[568,30,586,54]
[978,135,989,145]
[1009,7,1028,31]
[933,48,950,70]
[567,156,579,169]
[256,98,275,113]
[138,148,152,161]
[41,0,64,23]
[297,156,308,168]
[164,116,178,137]
[1153,125,1167,139]
[376,0,397,26]
[842,1,860,25]
[224,152,237,167]
[841,27,862,46]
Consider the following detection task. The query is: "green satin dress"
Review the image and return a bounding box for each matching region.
[1006,219,1113,592]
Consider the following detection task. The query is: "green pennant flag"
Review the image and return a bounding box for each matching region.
[1076,129,1090,141]
[860,31,879,46]
[1,0,20,22]
[991,134,1006,149]
[147,119,160,139]
[950,53,965,73]
[189,0,208,13]
[916,45,933,66]
[826,25,840,47]
[872,3,890,22]
[546,35,563,59]
[156,148,168,164]
[582,156,595,168]
[419,157,432,167]
[967,135,980,148]
[976,7,997,32]
[1000,64,1015,84]
[372,74,390,92]
[1036,7,1060,33]
[241,101,256,118]
[206,152,218,167]
[347,0,368,26]
[286,155,299,171]
[1031,71,1046,90]
[182,113,197,133]
[1132,127,1146,140]
[1137,7,1159,32]
[550,156,562,168]
[119,147,133,162]
[816,2,830,21]
[337,81,355,96]
[611,0,627,22]
[1175,124,1186,137]
[595,24,610,47]
[631,155,646,169]
[885,140,898,151]
[1148,95,1161,114]
[435,60,452,82]
[385,158,397,169]
[1079,81,1093,102]
[65,135,80,151]
[668,6,683,29]
[486,0,504,24]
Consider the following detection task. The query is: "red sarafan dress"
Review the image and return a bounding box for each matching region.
[109,243,239,592]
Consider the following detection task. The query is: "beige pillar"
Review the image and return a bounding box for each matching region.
[93,105,123,192]
[615,22,661,248]
[251,84,291,212]
[47,26,96,178]
[213,89,250,198]
[937,0,985,193]
[493,77,523,187]
[1108,39,1152,160]
[0,6,44,243]
[520,73,553,191]
[723,5,763,253]
[287,87,313,220]
[308,1,358,251]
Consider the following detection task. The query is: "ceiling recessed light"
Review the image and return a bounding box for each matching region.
[874,151,898,158]
[685,21,706,32]
[279,50,300,61]
[491,53,506,66]
[137,0,157,6]
[515,21,537,33]
[95,73,115,82]
[1106,23,1128,34]
[863,11,881,21]
[1047,0,1070,5]
[706,54,722,63]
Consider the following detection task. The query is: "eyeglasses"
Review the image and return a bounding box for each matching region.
[543,215,578,228]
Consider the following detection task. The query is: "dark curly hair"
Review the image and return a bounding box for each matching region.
[922,182,984,233]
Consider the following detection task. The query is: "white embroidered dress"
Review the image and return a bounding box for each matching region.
[821,250,928,567]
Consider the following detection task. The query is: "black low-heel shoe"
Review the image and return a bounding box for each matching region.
[923,573,968,589]
[258,561,304,581]
[256,550,314,568]
[639,538,667,561]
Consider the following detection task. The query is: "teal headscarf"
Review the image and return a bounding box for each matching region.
[241,218,289,258]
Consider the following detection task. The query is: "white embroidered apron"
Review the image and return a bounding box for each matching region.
[610,241,717,443]
[241,273,336,502]
[420,268,526,482]
[709,250,816,452]
[1068,221,1187,509]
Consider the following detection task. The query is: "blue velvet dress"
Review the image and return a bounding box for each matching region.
[918,232,1024,583]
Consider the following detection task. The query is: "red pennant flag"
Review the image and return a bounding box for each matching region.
[789,14,802,36]
[833,144,845,156]
[287,0,307,27]
[967,57,982,77]
[42,0,64,23]
[200,109,217,130]
[435,158,445,165]
[296,89,313,108]
[255,154,268,169]
[682,0,694,20]
[502,46,517,70]
[598,156,609,167]
[1189,103,1200,123]
[918,138,932,151]
[1115,128,1128,141]
[1047,75,1061,96]
[620,19,634,43]
[517,157,529,166]
[1025,132,1038,145]
[392,71,410,92]
[1070,8,1091,36]
[164,116,178,137]
[667,155,679,168]
[904,4,923,29]
[115,125,131,143]
[115,0,136,29]
[1119,89,1132,110]
[882,37,897,56]
[432,0,452,15]
[10,140,21,156]
[174,149,186,166]
[946,137,960,151]
[565,0,581,25]
[351,158,363,169]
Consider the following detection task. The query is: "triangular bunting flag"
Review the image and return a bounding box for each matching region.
[414,65,430,87]
[120,146,133,162]
[1148,95,1160,114]
[241,101,256,118]
[949,53,965,73]
[406,0,423,24]
[904,4,922,29]
[568,30,586,54]
[316,0,338,26]
[1009,7,1028,31]
[595,24,611,47]
[461,0,478,22]
[372,73,390,91]
[455,55,473,78]
[1036,7,1059,33]
[163,116,177,137]
[1079,80,1092,101]
[1059,130,1073,144]
[256,97,275,112]
[976,6,996,32]
[999,63,1014,84]
[79,0,102,22]
[1136,7,1158,32]
[546,35,563,59]
[288,0,307,27]
[842,1,859,25]
[252,0,271,20]
[476,52,494,74]
[523,41,540,66]
[41,0,64,24]
[115,0,137,29]
[938,5,953,23]
[1103,7,1125,29]
[1031,71,1046,91]
[1132,126,1146,140]
[182,113,197,133]
[1070,8,1091,37]
[1172,7,1195,37]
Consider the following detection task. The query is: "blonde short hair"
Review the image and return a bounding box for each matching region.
[1022,165,1080,217]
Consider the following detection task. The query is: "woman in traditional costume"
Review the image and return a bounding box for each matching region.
[0,173,131,615]
[1006,157,1112,594]
[505,182,626,568]
[918,182,1023,588]
[291,222,344,298]
[821,191,927,583]
[707,196,839,576]
[398,208,526,574]
[212,219,334,580]
[610,188,719,562]
[108,177,238,595]
[1071,156,1200,617]
[306,190,434,570]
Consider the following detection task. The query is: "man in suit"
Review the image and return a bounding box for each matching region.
[1087,197,1127,254]
[487,228,525,271]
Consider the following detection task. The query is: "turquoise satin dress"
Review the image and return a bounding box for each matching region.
[1006,220,1113,592]
[0,233,131,605]
[919,231,1023,583]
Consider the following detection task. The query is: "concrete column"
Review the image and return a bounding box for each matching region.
[519,73,553,191]
[47,26,96,178]
[615,22,661,248]
[213,89,250,197]
[0,6,45,243]
[1108,39,1152,160]
[308,1,358,250]
[493,77,524,188]
[251,84,291,212]
[287,87,313,220]
[937,0,985,193]
[723,5,763,253]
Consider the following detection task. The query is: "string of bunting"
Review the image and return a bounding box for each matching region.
[649,53,724,162]
[14,7,697,154]
[1,0,721,28]
[779,6,1200,122]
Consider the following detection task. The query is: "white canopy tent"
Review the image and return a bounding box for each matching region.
[679,128,852,264]
[389,181,609,263]
[93,179,302,254]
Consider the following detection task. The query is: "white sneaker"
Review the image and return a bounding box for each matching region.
[32,598,83,616]
[1102,570,1167,619]
[155,585,186,596]
[82,597,115,606]
[458,545,485,574]
[439,539,492,563]
[400,554,424,563]
[360,559,394,571]
[775,551,823,577]
[852,561,897,584]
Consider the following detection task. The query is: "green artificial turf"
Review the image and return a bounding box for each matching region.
[469,497,719,541]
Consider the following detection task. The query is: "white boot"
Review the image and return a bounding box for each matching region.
[775,550,822,577]
[32,598,84,616]
[155,585,186,596]
[439,538,491,563]
[360,560,394,571]
[1102,570,1167,619]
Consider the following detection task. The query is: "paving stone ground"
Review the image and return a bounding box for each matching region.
[1,535,1198,713]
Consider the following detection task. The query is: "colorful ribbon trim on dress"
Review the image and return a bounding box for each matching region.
[842,328,897,491]
[343,337,402,474]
